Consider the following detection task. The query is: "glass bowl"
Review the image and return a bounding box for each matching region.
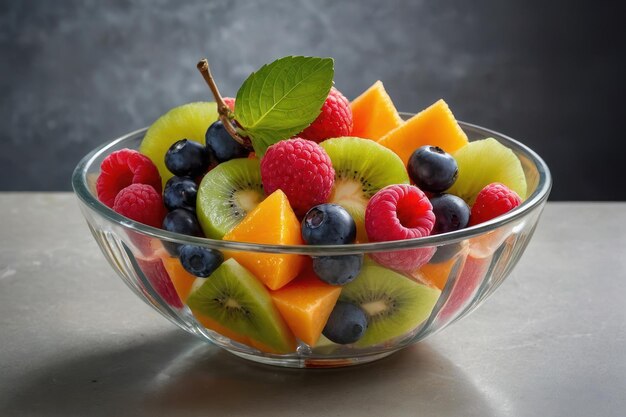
[72,119,551,368]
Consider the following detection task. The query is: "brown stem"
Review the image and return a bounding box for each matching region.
[196,59,250,148]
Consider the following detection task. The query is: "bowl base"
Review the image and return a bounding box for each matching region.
[227,348,399,368]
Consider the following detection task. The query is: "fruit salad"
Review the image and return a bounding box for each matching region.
[94,55,527,354]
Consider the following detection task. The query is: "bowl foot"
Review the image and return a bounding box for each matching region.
[227,349,399,368]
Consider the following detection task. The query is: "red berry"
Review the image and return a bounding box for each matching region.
[365,184,436,272]
[96,149,162,208]
[300,87,353,142]
[223,97,236,112]
[113,183,167,228]
[260,138,335,216]
[469,183,522,226]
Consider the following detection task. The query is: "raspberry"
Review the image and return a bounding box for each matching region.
[136,256,183,308]
[96,149,162,208]
[300,87,353,142]
[365,184,436,272]
[469,183,522,226]
[113,183,167,228]
[260,138,335,216]
[223,97,236,112]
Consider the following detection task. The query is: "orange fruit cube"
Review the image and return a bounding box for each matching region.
[350,80,403,140]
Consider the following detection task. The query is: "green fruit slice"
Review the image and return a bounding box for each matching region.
[187,258,295,353]
[139,102,219,188]
[446,138,527,206]
[321,137,409,241]
[196,158,265,239]
[341,261,441,347]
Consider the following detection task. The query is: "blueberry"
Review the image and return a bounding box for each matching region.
[430,194,470,234]
[322,301,368,344]
[302,204,356,245]
[313,254,363,286]
[165,139,210,177]
[407,146,458,193]
[205,120,249,162]
[178,245,223,277]
[163,176,198,212]
[162,209,203,256]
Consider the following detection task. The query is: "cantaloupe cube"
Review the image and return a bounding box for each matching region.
[271,268,342,346]
[350,80,404,140]
[223,190,305,290]
[377,99,468,165]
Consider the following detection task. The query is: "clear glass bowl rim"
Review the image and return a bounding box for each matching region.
[72,119,552,255]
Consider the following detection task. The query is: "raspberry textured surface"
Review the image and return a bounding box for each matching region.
[469,183,522,226]
[96,148,162,208]
[299,87,353,142]
[365,184,436,272]
[113,183,167,228]
[260,138,335,216]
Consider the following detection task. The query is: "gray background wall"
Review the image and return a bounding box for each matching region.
[1,0,623,199]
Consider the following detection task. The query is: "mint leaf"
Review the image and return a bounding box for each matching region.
[234,56,334,156]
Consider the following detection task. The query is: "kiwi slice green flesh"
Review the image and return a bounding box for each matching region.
[197,158,265,239]
[447,138,527,206]
[341,261,441,347]
[187,259,294,353]
[321,137,409,241]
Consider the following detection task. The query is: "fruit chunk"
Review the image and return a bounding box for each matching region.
[270,268,342,346]
[196,158,265,239]
[301,204,356,245]
[187,258,296,353]
[350,80,403,140]
[377,99,468,165]
[340,261,441,347]
[160,252,197,301]
[140,102,219,187]
[223,190,306,290]
[113,183,166,228]
[260,138,335,216]
[447,138,527,206]
[418,242,469,290]
[135,255,183,308]
[438,254,491,322]
[469,182,522,226]
[321,137,409,242]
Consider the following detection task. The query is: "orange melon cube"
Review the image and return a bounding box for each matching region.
[419,243,469,290]
[158,250,197,301]
[271,268,342,346]
[223,190,306,290]
[377,99,469,165]
[350,81,404,140]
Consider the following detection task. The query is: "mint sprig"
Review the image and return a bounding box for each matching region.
[234,56,334,156]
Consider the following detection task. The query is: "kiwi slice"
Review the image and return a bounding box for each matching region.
[321,137,409,241]
[447,138,527,206]
[187,258,295,353]
[140,102,218,188]
[196,158,265,239]
[341,260,441,347]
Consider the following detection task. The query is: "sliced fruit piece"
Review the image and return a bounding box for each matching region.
[270,267,342,346]
[321,137,409,242]
[223,190,306,290]
[158,250,197,301]
[438,254,492,322]
[187,258,296,353]
[350,80,403,140]
[196,158,265,239]
[135,255,183,308]
[377,99,468,165]
[447,138,527,206]
[418,242,469,290]
[140,102,218,188]
[340,261,441,347]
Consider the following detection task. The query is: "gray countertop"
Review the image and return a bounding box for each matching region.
[1,194,624,417]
